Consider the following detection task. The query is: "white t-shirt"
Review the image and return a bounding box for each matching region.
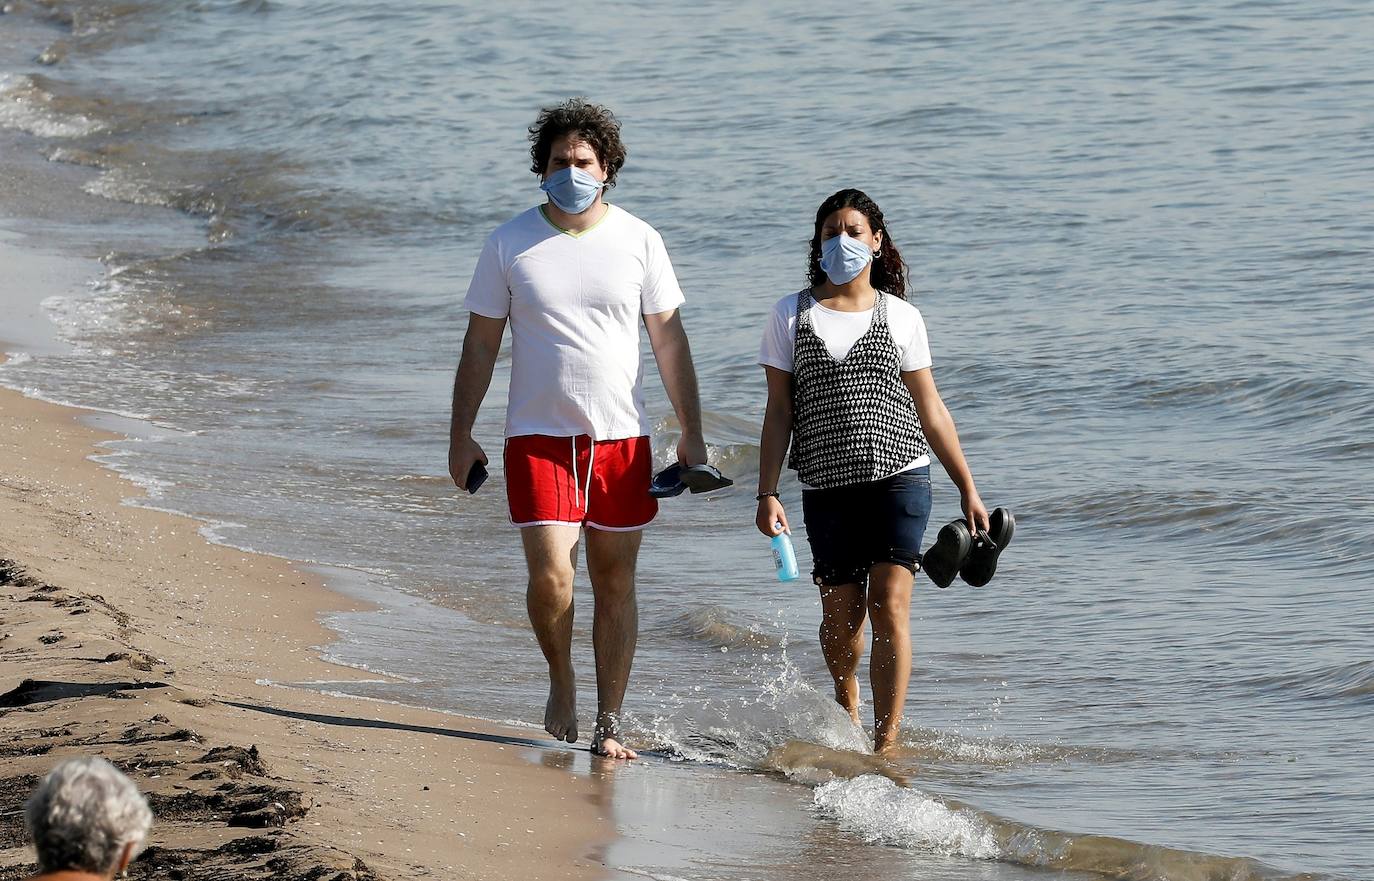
[465,204,685,440]
[758,290,934,479]
[757,291,932,373]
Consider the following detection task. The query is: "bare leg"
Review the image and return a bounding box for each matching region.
[867,563,915,753]
[818,583,867,726]
[520,524,582,743]
[584,527,642,760]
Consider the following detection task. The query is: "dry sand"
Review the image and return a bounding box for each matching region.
[0,374,621,879]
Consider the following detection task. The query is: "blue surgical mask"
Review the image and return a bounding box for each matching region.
[819,233,875,285]
[540,166,604,214]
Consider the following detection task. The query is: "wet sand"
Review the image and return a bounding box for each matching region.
[0,250,619,878]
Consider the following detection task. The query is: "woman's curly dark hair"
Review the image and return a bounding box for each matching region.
[807,189,909,299]
[528,98,627,189]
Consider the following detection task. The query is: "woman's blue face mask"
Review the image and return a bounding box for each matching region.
[819,233,875,285]
[540,166,604,214]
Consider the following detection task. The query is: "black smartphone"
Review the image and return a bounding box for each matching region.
[465,461,488,494]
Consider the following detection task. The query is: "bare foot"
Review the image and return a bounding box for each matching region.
[834,678,861,726]
[544,679,577,743]
[591,715,637,760]
[592,734,638,760]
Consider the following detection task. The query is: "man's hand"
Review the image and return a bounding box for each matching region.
[677,430,708,468]
[448,435,488,491]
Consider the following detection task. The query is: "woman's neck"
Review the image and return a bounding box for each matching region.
[815,278,878,312]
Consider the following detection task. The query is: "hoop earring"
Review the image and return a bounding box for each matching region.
[873,250,882,259]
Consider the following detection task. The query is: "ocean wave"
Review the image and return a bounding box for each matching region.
[814,776,998,858]
[813,774,1312,881]
[5,383,151,421]
[650,411,762,480]
[46,139,431,245]
[638,653,869,767]
[1243,659,1374,703]
[40,255,219,346]
[666,605,784,651]
[894,727,1150,767]
[1044,486,1257,533]
[0,73,107,137]
[1121,370,1372,431]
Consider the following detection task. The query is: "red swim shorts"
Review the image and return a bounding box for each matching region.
[503,434,658,531]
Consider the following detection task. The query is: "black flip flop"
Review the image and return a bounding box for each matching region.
[959,507,1015,587]
[649,463,688,498]
[680,463,733,494]
[921,520,974,589]
[650,463,733,498]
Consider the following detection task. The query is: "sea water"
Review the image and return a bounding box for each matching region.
[2,2,1372,879]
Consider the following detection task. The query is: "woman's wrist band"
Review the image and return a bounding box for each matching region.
[755,491,780,501]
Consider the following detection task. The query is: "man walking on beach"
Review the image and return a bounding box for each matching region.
[448,99,708,760]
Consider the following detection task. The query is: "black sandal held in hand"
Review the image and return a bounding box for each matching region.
[649,463,734,498]
[959,507,1015,587]
[921,519,974,589]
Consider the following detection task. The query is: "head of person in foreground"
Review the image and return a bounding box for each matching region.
[25,756,152,880]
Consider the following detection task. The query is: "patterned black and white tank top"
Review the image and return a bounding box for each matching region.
[788,290,928,489]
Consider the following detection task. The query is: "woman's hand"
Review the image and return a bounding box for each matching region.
[756,495,790,538]
[962,490,990,537]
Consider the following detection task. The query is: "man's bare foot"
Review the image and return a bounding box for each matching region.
[592,734,638,760]
[591,715,637,760]
[544,679,577,743]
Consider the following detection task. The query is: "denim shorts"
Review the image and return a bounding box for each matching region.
[800,467,933,586]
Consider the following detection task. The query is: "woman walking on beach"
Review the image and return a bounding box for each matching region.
[755,188,988,753]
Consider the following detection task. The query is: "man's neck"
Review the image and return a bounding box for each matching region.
[543,198,608,233]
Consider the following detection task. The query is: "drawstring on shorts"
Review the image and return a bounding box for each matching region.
[570,436,597,513]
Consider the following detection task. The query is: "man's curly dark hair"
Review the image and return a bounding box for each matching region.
[528,98,627,189]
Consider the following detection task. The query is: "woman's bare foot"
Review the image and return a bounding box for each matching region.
[834,678,861,726]
[874,722,901,755]
[544,677,577,743]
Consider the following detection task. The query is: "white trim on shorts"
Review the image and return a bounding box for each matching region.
[585,519,653,533]
[509,517,582,529]
[509,517,653,532]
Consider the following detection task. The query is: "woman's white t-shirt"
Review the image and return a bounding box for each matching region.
[758,290,934,477]
[757,291,932,373]
[465,205,685,441]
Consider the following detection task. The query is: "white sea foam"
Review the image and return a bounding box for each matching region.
[12,384,150,420]
[82,166,174,209]
[813,775,1000,860]
[101,464,173,498]
[613,869,694,881]
[41,288,137,341]
[0,74,107,138]
[638,647,869,767]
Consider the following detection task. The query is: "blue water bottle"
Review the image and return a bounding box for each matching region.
[771,524,799,582]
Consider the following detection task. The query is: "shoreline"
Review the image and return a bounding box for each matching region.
[0,223,619,879]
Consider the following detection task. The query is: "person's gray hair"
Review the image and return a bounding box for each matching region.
[25,756,153,875]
